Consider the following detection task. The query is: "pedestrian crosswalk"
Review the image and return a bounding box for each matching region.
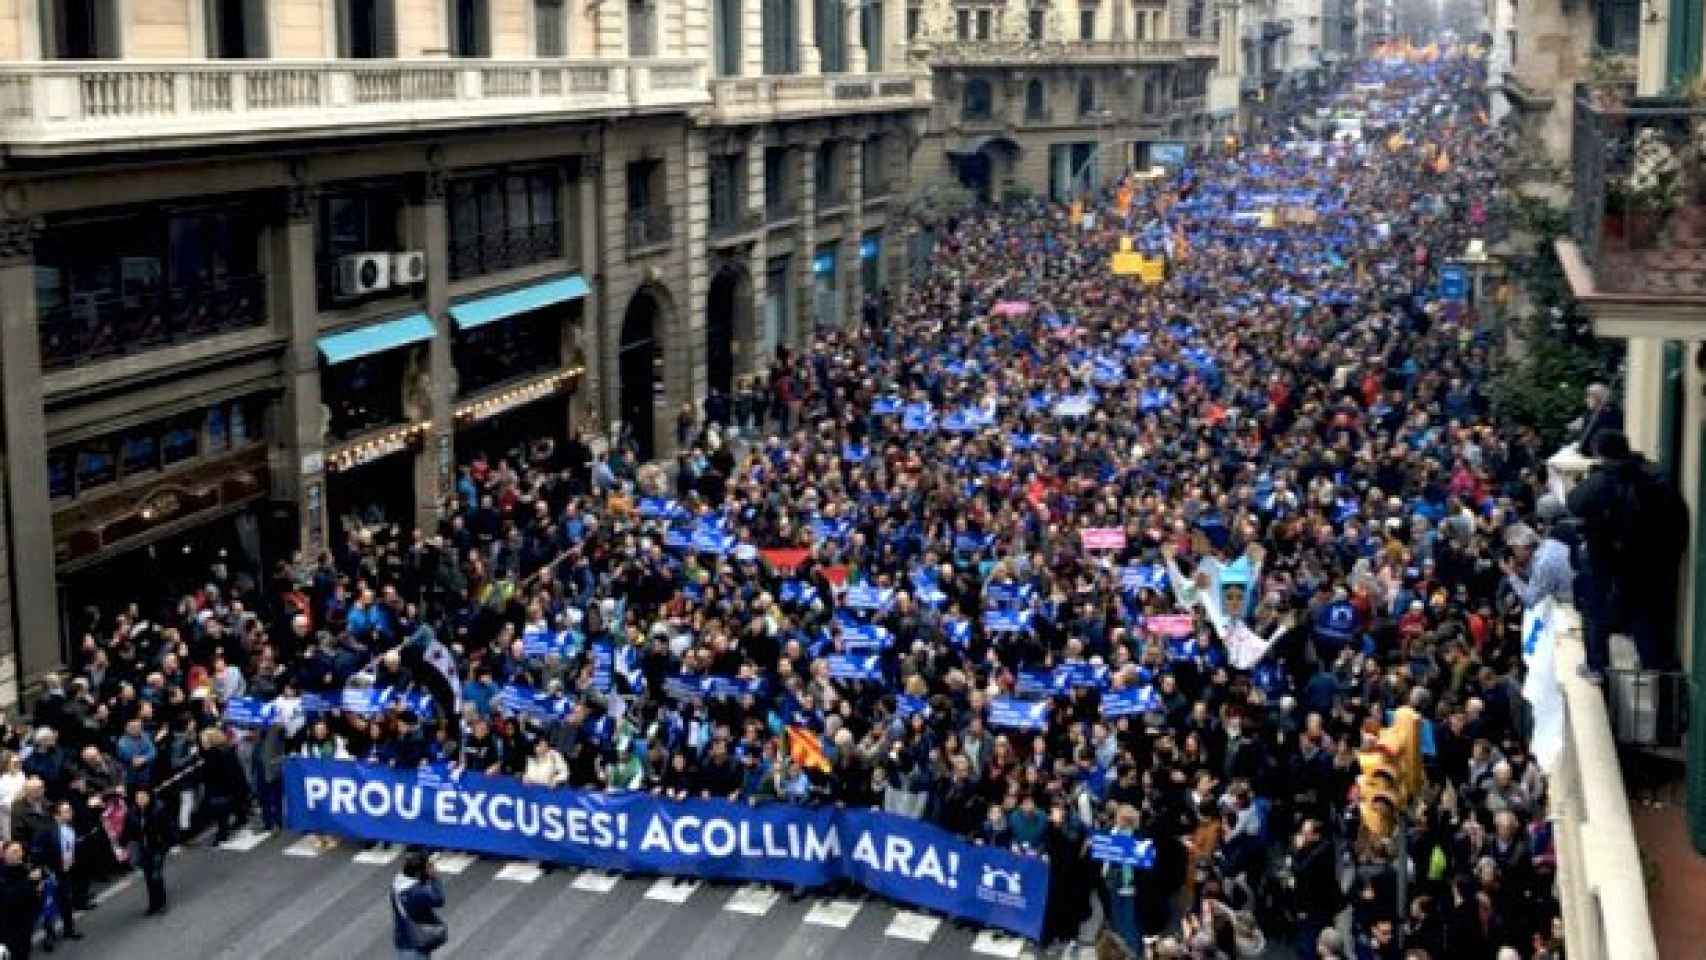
[168,831,1053,959]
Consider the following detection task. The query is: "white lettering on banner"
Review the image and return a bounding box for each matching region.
[542,806,565,842]
[703,819,737,857]
[850,832,956,889]
[489,795,514,831]
[305,777,329,809]
[330,778,358,814]
[515,800,539,837]
[802,824,840,862]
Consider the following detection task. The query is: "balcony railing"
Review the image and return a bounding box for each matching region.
[448,223,563,282]
[1564,83,1706,301]
[707,71,928,119]
[0,58,709,155]
[927,39,1206,65]
[39,273,268,371]
[625,205,673,253]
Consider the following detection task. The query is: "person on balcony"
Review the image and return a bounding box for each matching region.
[1499,495,1573,611]
[1565,430,1689,681]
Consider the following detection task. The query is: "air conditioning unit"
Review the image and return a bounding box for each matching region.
[337,253,391,297]
[391,251,427,285]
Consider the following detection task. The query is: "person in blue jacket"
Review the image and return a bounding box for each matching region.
[392,850,447,959]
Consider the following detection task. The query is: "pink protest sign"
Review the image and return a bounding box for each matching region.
[991,301,1032,317]
[1146,614,1196,638]
[1080,528,1127,551]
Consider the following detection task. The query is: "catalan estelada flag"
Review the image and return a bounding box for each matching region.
[787,726,832,772]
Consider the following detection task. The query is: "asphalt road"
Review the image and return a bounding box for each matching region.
[52,829,1048,960]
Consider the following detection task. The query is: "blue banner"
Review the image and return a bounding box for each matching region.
[988,697,1050,731]
[1100,686,1161,719]
[285,759,1048,939]
[824,654,884,682]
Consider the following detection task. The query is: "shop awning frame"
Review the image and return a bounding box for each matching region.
[317,313,437,365]
[449,274,590,331]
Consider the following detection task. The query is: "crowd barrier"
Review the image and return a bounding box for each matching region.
[283,758,1050,939]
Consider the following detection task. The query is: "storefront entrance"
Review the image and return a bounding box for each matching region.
[706,264,753,399]
[326,450,417,543]
[58,508,263,648]
[619,290,664,461]
[456,391,572,472]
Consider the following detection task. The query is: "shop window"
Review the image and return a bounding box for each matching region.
[46,399,259,501]
[454,305,566,396]
[448,167,563,281]
[316,184,408,310]
[323,352,410,441]
[35,200,267,371]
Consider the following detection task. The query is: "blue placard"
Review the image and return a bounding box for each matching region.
[1088,832,1156,869]
[987,697,1051,731]
[1439,264,1468,301]
[1100,686,1161,719]
[286,759,1048,939]
[824,654,884,682]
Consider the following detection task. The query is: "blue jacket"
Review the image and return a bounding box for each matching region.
[391,875,445,952]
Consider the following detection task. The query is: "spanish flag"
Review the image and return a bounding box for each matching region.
[787,726,832,773]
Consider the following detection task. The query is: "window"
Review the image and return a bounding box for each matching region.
[1596,0,1638,52]
[765,146,795,216]
[1134,8,1146,38]
[628,0,656,56]
[963,76,993,120]
[975,8,991,38]
[453,299,567,396]
[815,141,844,205]
[715,0,742,75]
[708,152,745,233]
[1186,0,1203,37]
[907,6,920,38]
[40,0,120,58]
[1507,29,1516,65]
[35,201,268,370]
[1077,76,1095,116]
[861,137,886,195]
[1080,8,1095,39]
[447,167,564,281]
[1028,8,1044,38]
[451,0,490,56]
[1142,79,1156,113]
[1025,78,1046,119]
[337,0,397,57]
[861,0,883,70]
[48,400,262,501]
[816,0,847,71]
[763,0,800,72]
[957,8,970,39]
[315,185,407,309]
[536,0,566,55]
[206,0,267,57]
[626,159,669,248]
[1112,1,1124,38]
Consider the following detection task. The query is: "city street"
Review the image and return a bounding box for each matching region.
[58,831,1044,960]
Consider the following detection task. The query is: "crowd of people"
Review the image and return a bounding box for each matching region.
[0,51,1597,960]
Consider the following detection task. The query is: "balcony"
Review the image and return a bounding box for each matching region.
[625,205,673,255]
[927,39,1211,66]
[0,58,710,158]
[706,72,929,122]
[38,273,268,371]
[1557,85,1706,338]
[448,223,563,283]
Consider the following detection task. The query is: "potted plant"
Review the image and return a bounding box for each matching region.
[1623,126,1684,247]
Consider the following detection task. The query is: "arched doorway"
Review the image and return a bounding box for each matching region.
[619,290,663,461]
[706,264,752,400]
[949,137,1019,204]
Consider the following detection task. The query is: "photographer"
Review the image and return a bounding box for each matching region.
[391,850,447,959]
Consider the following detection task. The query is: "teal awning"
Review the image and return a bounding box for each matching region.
[317,313,437,365]
[449,274,589,331]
